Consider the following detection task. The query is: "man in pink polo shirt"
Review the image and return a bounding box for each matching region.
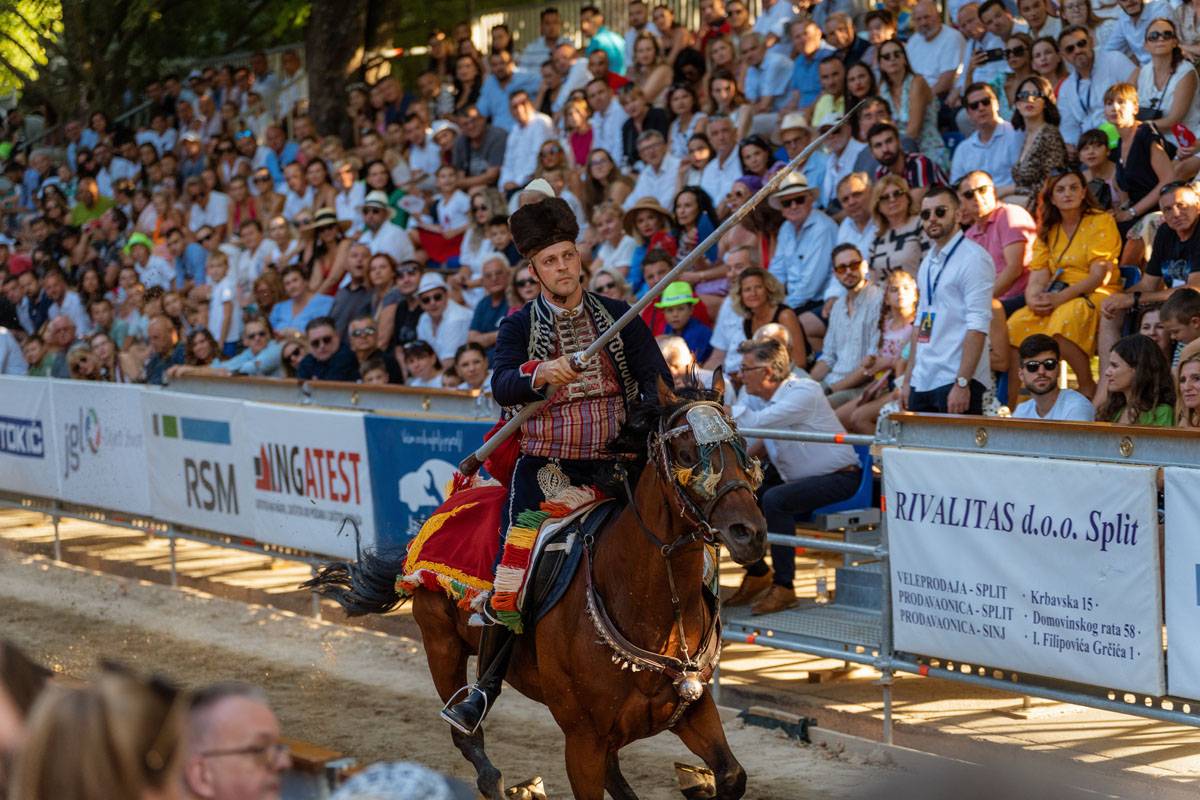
[959,169,1037,404]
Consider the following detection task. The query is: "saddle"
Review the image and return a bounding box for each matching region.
[396,485,622,632]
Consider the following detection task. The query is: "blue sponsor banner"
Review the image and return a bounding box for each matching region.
[364,415,493,550]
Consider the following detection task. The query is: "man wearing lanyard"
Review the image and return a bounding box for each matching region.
[1056,26,1136,154]
[902,186,995,415]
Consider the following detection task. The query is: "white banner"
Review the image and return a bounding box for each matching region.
[51,382,151,516]
[1164,468,1200,700]
[143,392,251,536]
[885,448,1163,696]
[241,403,375,558]
[0,377,58,499]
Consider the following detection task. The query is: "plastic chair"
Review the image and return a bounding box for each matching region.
[797,445,875,522]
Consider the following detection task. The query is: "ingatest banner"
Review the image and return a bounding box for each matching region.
[143,392,251,537]
[241,403,375,559]
[885,448,1164,696]
[52,381,151,516]
[1164,468,1200,700]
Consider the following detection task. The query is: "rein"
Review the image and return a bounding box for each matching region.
[582,399,760,728]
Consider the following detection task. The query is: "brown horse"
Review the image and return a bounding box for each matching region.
[308,377,767,798]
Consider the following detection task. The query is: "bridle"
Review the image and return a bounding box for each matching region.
[585,398,763,728]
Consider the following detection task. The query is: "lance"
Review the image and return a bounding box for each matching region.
[459,102,866,476]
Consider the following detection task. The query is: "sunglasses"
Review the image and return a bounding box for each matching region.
[350,326,377,337]
[1023,357,1059,372]
[254,174,272,183]
[515,277,538,288]
[398,266,420,277]
[217,147,234,154]
[198,233,213,243]
[1005,45,1027,58]
[833,261,861,273]
[309,335,334,347]
[967,96,993,111]
[880,49,904,62]
[1016,90,1044,102]
[284,348,302,360]
[1061,38,1088,54]
[541,145,563,154]
[246,330,267,340]
[1146,29,1176,42]
[960,184,990,198]
[781,195,811,208]
[420,291,446,304]
[880,189,907,203]
[920,205,951,221]
[595,281,616,292]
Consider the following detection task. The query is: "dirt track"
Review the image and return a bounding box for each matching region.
[0,549,893,798]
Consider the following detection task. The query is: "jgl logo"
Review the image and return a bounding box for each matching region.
[63,407,101,479]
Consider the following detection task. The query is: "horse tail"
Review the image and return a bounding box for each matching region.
[303,549,408,616]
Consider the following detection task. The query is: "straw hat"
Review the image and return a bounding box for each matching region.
[768,172,818,210]
[622,196,674,236]
[301,207,351,232]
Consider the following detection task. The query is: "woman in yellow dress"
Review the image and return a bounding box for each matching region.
[1007,168,1121,398]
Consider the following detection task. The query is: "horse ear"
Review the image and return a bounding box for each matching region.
[711,366,725,405]
[657,374,678,407]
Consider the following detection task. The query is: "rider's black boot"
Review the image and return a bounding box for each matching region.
[441,622,515,734]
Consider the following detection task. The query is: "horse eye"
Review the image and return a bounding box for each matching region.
[675,444,699,467]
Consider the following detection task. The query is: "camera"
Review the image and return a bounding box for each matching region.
[981,48,1006,63]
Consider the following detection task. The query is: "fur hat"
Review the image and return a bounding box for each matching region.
[509,196,579,258]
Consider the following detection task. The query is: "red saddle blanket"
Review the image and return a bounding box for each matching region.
[396,484,506,611]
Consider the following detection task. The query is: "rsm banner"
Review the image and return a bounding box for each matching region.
[364,415,492,550]
[885,448,1163,696]
[242,403,375,559]
[143,392,250,537]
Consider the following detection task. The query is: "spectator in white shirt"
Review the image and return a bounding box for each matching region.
[1011,334,1096,419]
[41,268,92,335]
[704,245,760,376]
[414,273,473,366]
[185,176,231,240]
[753,0,798,46]
[1020,0,1062,41]
[402,114,441,192]
[902,186,994,414]
[728,337,862,615]
[586,78,629,168]
[810,244,885,407]
[700,114,741,208]
[820,114,868,206]
[358,190,416,263]
[767,172,838,348]
[333,158,365,228]
[742,32,795,116]
[835,172,878,257]
[204,252,242,355]
[281,162,314,223]
[519,8,572,72]
[1056,26,1137,151]
[124,233,174,292]
[623,130,681,209]
[1105,0,1171,64]
[234,219,281,302]
[499,91,554,195]
[906,0,967,99]
[0,326,24,375]
[949,82,1023,189]
[624,0,661,65]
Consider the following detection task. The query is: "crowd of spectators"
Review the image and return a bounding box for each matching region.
[1,0,1199,429]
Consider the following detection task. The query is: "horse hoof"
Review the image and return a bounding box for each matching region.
[478,765,504,799]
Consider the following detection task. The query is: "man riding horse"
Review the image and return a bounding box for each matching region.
[441,192,672,735]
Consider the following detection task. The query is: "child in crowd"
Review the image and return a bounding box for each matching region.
[414,164,472,269]
[205,252,242,357]
[656,281,713,362]
[1077,129,1117,211]
[360,357,391,385]
[403,339,443,388]
[1161,287,1200,363]
[639,248,715,335]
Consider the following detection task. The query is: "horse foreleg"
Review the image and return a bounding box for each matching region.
[414,591,504,798]
[671,695,747,800]
[562,729,609,800]
[604,750,640,800]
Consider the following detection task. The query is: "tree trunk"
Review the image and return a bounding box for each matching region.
[306,0,370,137]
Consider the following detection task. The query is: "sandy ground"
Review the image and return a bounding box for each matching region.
[0,548,894,799]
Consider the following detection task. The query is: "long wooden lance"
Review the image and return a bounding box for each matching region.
[459,101,866,475]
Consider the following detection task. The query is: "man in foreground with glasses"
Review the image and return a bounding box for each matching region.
[183,682,291,800]
[810,243,884,408]
[902,186,994,415]
[1011,334,1095,420]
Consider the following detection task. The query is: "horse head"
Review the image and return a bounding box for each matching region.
[650,372,767,565]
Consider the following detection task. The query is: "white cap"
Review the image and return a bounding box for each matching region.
[180,131,201,143]
[521,178,555,199]
[360,189,390,210]
[416,272,448,295]
[779,111,811,132]
[431,120,460,139]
